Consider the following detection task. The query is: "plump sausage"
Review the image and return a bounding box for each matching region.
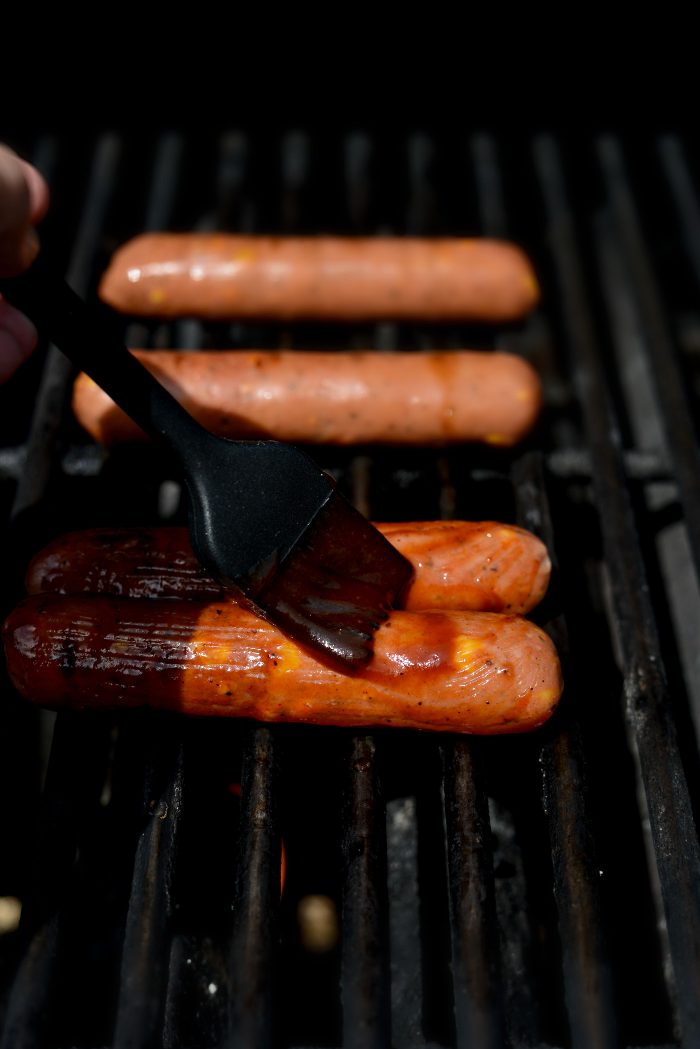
[98,235,540,322]
[25,522,551,615]
[3,596,562,735]
[72,350,542,448]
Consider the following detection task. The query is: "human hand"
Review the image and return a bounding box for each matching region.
[0,145,49,383]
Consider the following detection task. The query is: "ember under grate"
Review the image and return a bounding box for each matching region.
[1,128,700,1049]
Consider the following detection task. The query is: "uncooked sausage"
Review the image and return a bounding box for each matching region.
[98,235,540,323]
[72,350,542,448]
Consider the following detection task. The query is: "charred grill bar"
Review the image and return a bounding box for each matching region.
[1,130,700,1048]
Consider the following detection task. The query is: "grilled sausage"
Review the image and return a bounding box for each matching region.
[25,522,551,615]
[3,596,562,734]
[98,235,540,322]
[72,350,542,448]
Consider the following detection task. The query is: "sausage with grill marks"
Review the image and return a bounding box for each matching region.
[3,596,562,735]
[25,522,551,615]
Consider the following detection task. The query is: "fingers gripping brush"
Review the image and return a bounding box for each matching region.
[0,254,413,672]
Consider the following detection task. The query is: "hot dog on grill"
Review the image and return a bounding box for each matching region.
[72,350,542,448]
[98,235,540,323]
[25,522,551,615]
[3,596,562,735]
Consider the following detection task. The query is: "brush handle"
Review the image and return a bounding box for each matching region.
[0,252,208,457]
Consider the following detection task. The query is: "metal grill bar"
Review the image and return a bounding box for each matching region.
[386,791,423,1048]
[597,137,700,586]
[656,137,700,452]
[0,443,675,486]
[440,738,503,1049]
[113,729,185,1049]
[514,451,618,1049]
[535,134,700,1047]
[341,735,390,1049]
[121,132,185,352]
[471,134,509,240]
[160,722,238,1049]
[658,136,700,288]
[227,725,281,1049]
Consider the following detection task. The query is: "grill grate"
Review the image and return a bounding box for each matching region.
[1,129,700,1049]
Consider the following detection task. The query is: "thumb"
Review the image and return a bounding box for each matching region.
[0,147,41,276]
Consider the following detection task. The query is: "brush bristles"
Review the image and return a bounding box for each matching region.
[253,494,414,673]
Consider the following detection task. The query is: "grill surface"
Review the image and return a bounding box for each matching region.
[1,129,700,1049]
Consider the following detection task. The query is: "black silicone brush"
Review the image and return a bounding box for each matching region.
[0,254,413,672]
